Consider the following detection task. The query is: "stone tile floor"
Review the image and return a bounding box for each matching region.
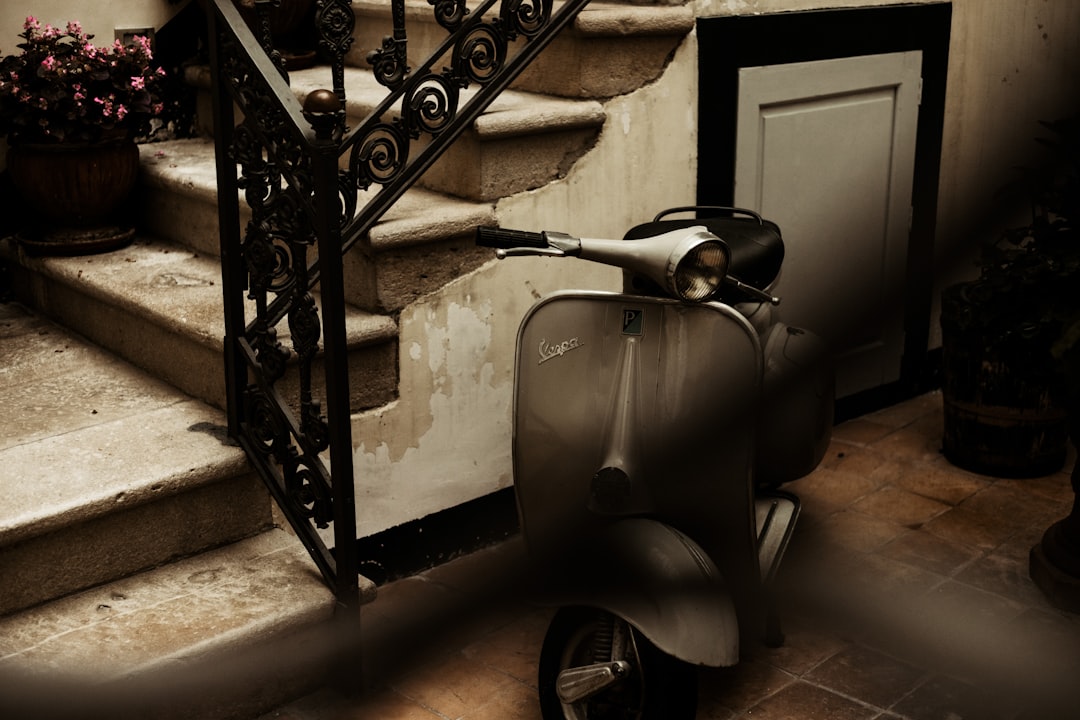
[263,392,1080,720]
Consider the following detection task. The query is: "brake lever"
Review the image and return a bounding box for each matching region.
[726,276,780,306]
[496,247,569,259]
[494,231,582,259]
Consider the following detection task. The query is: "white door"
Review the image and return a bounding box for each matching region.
[734,52,921,398]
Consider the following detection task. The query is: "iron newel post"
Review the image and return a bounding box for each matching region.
[303,88,362,613]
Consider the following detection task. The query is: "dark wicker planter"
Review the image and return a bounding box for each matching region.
[940,284,1069,478]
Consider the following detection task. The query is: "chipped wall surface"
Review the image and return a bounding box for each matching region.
[352,257,617,536]
[497,35,699,238]
[350,37,696,536]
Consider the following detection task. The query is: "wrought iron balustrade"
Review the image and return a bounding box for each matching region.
[204,0,592,612]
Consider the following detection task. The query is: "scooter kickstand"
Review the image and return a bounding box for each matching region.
[555,661,632,704]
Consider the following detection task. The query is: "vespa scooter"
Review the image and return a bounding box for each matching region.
[477,207,834,719]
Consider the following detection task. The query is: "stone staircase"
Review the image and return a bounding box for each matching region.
[0,2,693,717]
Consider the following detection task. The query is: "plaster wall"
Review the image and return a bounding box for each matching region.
[350,37,697,536]
[0,0,186,53]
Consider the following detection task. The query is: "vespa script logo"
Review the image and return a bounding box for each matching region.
[538,336,583,365]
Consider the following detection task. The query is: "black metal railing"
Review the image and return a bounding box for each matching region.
[205,0,591,612]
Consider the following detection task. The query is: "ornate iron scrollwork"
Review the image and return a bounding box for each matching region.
[243,221,295,294]
[252,325,291,382]
[367,0,410,89]
[430,0,469,32]
[368,36,410,89]
[288,293,322,361]
[500,0,551,38]
[454,22,506,84]
[286,456,334,527]
[314,0,355,101]
[404,72,459,136]
[218,18,337,546]
[351,122,409,189]
[246,387,289,459]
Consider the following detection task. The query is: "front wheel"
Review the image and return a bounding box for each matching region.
[538,606,697,720]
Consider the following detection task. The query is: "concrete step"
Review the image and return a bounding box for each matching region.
[0,302,268,615]
[1,233,399,412]
[139,137,500,313]
[287,66,605,201]
[185,63,605,202]
[0,527,373,720]
[349,0,695,98]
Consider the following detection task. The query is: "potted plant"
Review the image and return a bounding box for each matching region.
[940,117,1080,477]
[0,17,165,254]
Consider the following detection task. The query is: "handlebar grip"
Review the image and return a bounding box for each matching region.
[476,225,548,250]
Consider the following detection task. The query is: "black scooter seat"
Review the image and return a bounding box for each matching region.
[624,210,784,299]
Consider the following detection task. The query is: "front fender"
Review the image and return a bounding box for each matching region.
[535,518,740,667]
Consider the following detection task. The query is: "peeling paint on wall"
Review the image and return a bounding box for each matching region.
[353,280,511,536]
[352,253,619,537]
[351,34,692,537]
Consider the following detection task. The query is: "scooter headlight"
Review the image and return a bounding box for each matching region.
[669,239,730,301]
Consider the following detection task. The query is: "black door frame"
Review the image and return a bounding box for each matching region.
[697,3,952,414]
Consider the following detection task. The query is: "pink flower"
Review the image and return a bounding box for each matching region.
[23,16,40,32]
[116,104,128,120]
[152,102,164,115]
[66,20,83,35]
[134,35,153,58]
[130,76,145,90]
[94,96,113,117]
[41,55,56,71]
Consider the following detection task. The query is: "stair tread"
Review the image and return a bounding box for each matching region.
[0,302,247,547]
[351,0,695,38]
[0,528,361,682]
[5,231,398,351]
[140,137,497,250]
[288,66,606,139]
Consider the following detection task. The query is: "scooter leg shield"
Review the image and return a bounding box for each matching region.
[532,517,741,668]
[755,322,835,487]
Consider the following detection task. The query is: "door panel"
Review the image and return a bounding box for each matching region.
[734,52,921,397]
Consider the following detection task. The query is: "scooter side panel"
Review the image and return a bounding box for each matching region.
[513,292,766,646]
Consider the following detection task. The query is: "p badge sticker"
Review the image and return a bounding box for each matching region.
[622,308,644,336]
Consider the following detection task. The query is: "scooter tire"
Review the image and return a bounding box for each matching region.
[538,606,698,720]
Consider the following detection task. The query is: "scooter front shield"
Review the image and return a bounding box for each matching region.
[513,292,766,654]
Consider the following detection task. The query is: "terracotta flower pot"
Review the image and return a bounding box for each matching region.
[7,138,139,255]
